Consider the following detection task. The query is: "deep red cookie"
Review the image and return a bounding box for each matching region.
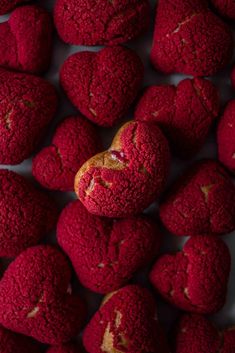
[150,236,231,314]
[135,78,219,157]
[217,100,235,174]
[54,0,150,46]
[83,285,169,353]
[57,200,161,294]
[211,0,235,19]
[0,169,58,258]
[151,0,233,76]
[0,68,57,165]
[0,325,41,353]
[0,245,86,344]
[174,314,235,353]
[75,121,170,217]
[47,343,81,353]
[60,46,144,127]
[33,116,101,191]
[0,5,53,74]
[160,159,235,236]
[0,0,29,14]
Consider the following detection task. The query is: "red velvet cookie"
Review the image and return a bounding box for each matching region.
[0,169,58,258]
[0,68,57,165]
[60,46,144,127]
[33,116,101,191]
[0,325,41,353]
[151,0,233,76]
[83,285,169,353]
[57,200,161,293]
[211,0,235,19]
[135,78,219,157]
[75,121,170,217]
[0,5,53,74]
[160,160,235,236]
[47,343,81,353]
[0,245,86,344]
[174,314,235,353]
[150,236,231,314]
[54,0,150,46]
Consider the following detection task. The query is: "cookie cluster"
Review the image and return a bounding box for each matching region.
[0,0,235,352]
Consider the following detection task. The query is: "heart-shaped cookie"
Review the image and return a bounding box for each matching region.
[217,100,235,174]
[33,116,101,191]
[150,236,231,314]
[0,325,41,353]
[83,285,169,353]
[135,78,219,158]
[0,0,29,14]
[0,169,58,258]
[151,0,233,76]
[54,0,150,46]
[57,200,161,294]
[0,245,86,344]
[211,0,235,19]
[60,46,144,127]
[74,121,170,217]
[174,314,235,353]
[160,160,235,236]
[47,344,81,353]
[0,5,53,74]
[0,68,57,165]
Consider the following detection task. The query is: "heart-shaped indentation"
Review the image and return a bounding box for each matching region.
[217,100,235,174]
[83,285,169,353]
[0,68,57,165]
[0,169,58,258]
[33,116,101,191]
[60,46,144,127]
[54,0,150,46]
[160,160,235,236]
[57,200,161,294]
[211,0,235,19]
[47,343,81,353]
[0,245,85,344]
[0,325,41,353]
[0,5,53,74]
[74,121,170,218]
[135,78,219,158]
[174,314,235,353]
[151,0,233,76]
[150,236,231,314]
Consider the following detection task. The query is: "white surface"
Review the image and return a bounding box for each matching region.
[1,0,235,341]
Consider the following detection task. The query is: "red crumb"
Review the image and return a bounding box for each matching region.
[151,0,233,76]
[0,5,53,74]
[135,78,219,158]
[150,236,231,314]
[83,285,169,353]
[54,0,150,46]
[160,159,235,236]
[57,200,161,294]
[0,245,86,344]
[47,343,82,353]
[0,325,41,353]
[211,0,235,19]
[0,68,57,165]
[74,121,170,218]
[174,314,235,353]
[32,116,101,191]
[0,169,58,258]
[60,46,144,127]
[217,100,235,173]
